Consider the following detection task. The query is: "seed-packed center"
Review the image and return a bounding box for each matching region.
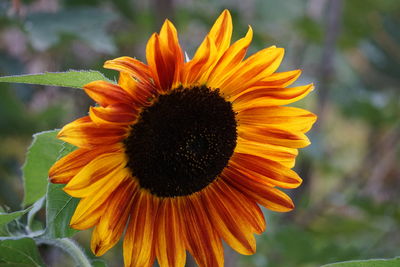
[124,85,237,197]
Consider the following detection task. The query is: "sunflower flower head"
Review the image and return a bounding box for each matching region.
[49,10,316,267]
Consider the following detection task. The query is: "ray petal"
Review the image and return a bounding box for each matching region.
[123,191,160,267]
[235,137,298,168]
[232,83,315,107]
[222,167,295,212]
[180,196,224,267]
[254,69,302,88]
[155,198,186,267]
[229,152,302,188]
[146,20,184,92]
[63,152,127,197]
[207,9,233,58]
[69,170,130,229]
[89,104,137,126]
[203,180,265,255]
[57,116,128,149]
[218,47,285,97]
[237,106,317,133]
[182,36,217,86]
[238,124,311,148]
[206,27,253,86]
[83,81,135,107]
[91,179,137,256]
[49,145,122,184]
[104,57,157,93]
[69,197,107,230]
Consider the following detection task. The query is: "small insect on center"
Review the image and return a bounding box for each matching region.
[124,85,237,197]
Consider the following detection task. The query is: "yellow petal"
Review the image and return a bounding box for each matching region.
[69,169,130,229]
[69,197,107,230]
[206,26,253,86]
[235,137,298,168]
[254,69,302,88]
[237,106,317,133]
[207,9,233,58]
[63,152,126,196]
[218,47,284,97]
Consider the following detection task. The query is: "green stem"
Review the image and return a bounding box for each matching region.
[36,238,92,267]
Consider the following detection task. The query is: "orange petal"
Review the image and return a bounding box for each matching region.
[123,191,160,267]
[91,179,137,256]
[179,196,224,267]
[232,83,315,107]
[206,26,253,86]
[238,124,311,148]
[118,71,137,96]
[83,81,135,107]
[89,105,137,126]
[104,57,156,93]
[222,167,295,212]
[203,180,265,255]
[155,198,186,267]
[57,116,128,149]
[49,145,121,184]
[118,72,154,106]
[217,47,284,97]
[229,152,302,188]
[237,106,317,133]
[146,20,184,92]
[159,19,184,88]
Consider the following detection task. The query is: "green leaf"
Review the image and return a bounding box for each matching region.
[22,130,66,206]
[44,183,79,239]
[0,70,111,89]
[0,237,45,267]
[0,208,32,228]
[22,129,79,238]
[322,257,400,267]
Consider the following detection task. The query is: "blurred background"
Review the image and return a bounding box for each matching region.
[0,0,399,266]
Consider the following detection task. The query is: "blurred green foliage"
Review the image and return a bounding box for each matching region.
[0,0,399,266]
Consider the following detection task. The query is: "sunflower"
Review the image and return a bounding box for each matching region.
[49,9,316,267]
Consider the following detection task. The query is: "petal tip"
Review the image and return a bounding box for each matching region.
[221,9,231,17]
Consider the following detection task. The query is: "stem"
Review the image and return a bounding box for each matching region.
[36,238,92,267]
